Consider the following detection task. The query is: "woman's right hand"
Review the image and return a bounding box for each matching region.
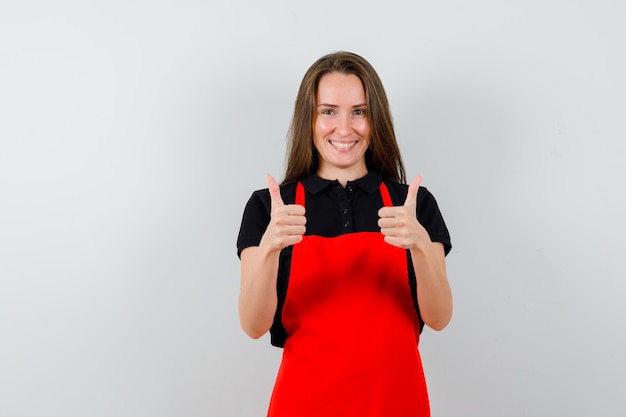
[239,175,306,339]
[260,174,306,251]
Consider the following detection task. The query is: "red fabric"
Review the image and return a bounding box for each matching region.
[267,182,429,417]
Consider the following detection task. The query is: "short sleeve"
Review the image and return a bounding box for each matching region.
[416,187,452,256]
[236,189,271,258]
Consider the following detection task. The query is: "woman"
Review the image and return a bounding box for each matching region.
[236,51,452,417]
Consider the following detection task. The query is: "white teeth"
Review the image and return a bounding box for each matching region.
[330,140,356,149]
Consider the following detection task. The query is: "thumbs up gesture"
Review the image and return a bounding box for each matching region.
[378,175,431,250]
[261,174,307,251]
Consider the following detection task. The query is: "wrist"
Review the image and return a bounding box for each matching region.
[258,235,283,257]
[409,235,433,256]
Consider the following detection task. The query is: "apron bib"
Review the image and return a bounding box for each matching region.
[268,181,430,417]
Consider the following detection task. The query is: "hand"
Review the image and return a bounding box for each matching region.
[260,174,306,251]
[378,175,431,250]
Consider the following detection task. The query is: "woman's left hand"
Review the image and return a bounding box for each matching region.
[378,175,430,250]
[378,175,452,330]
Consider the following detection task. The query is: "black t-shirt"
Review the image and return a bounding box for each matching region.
[237,172,452,347]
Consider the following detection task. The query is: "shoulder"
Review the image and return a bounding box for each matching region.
[244,179,300,210]
[381,178,438,207]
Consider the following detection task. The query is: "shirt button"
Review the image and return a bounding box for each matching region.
[344,221,350,228]
[343,208,348,214]
[347,186,353,192]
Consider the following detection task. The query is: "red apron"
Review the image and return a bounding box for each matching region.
[268,181,430,417]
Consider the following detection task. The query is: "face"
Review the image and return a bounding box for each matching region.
[313,72,371,181]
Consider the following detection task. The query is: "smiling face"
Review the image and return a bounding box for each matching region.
[313,72,371,182]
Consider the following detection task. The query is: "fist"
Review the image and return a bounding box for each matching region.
[261,174,306,250]
[378,175,430,250]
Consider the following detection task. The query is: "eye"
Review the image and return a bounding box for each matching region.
[353,108,366,116]
[321,108,335,116]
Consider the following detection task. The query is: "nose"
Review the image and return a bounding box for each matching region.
[335,113,352,136]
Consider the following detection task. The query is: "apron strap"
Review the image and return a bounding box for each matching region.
[379,181,393,207]
[296,182,305,206]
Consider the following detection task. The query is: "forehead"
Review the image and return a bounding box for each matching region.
[316,72,366,103]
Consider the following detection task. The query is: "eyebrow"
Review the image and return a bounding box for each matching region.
[316,103,368,108]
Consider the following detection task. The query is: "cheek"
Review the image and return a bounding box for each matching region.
[357,119,371,137]
[314,119,332,135]
[312,121,326,149]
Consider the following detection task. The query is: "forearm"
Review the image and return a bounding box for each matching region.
[239,245,280,339]
[410,242,452,331]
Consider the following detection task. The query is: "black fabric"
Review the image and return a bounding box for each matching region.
[236,172,452,347]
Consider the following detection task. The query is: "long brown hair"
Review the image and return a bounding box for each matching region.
[283,51,406,184]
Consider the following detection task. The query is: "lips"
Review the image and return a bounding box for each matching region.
[329,140,357,150]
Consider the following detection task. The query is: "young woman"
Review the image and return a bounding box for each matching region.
[237,51,452,417]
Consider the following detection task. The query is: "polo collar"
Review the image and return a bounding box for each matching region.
[300,172,383,194]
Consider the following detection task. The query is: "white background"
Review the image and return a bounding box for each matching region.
[1,1,625,416]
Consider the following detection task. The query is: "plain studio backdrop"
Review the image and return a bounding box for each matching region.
[1,1,625,416]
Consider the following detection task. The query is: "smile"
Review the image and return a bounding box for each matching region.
[330,140,357,150]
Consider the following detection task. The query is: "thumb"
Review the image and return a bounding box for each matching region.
[266,174,284,208]
[404,175,422,207]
